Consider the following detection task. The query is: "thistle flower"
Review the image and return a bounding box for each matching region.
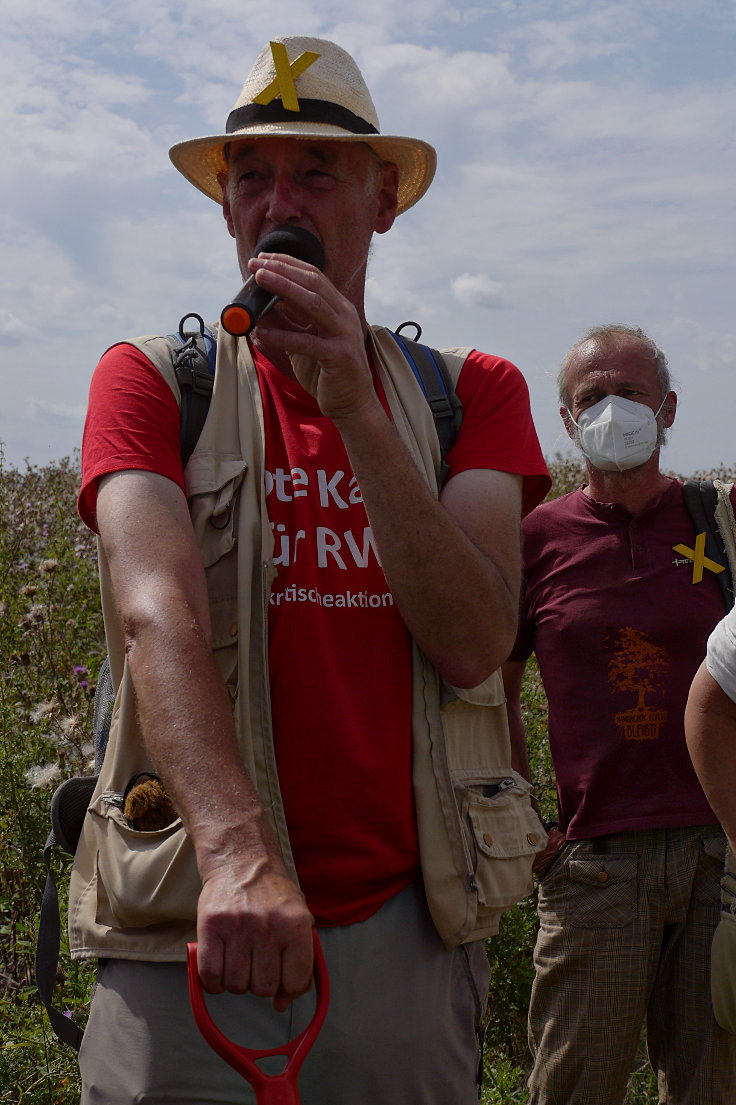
[19,603,47,628]
[25,762,61,789]
[39,558,59,573]
[30,698,58,723]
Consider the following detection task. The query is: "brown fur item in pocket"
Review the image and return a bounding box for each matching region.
[123,773,178,831]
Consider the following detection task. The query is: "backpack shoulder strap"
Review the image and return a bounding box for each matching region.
[391,325,463,475]
[35,775,98,1051]
[36,652,117,1050]
[682,479,734,612]
[167,314,217,468]
[713,480,736,596]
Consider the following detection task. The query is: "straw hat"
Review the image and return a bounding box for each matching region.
[169,36,436,215]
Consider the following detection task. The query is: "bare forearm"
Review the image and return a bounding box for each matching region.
[335,399,520,686]
[96,469,312,1000]
[124,610,283,878]
[507,701,533,782]
[686,663,736,852]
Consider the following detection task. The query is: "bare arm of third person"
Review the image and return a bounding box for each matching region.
[501,658,565,875]
[95,470,314,1007]
[686,660,736,855]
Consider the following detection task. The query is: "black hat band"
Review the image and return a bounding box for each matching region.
[226,98,379,136]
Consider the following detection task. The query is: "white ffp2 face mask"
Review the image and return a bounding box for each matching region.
[567,394,666,472]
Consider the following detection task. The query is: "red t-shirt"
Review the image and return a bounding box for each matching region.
[80,337,550,924]
[510,480,726,839]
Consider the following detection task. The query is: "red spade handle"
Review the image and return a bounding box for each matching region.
[187,929,329,1105]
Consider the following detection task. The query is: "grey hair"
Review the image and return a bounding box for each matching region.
[557,324,672,409]
[362,144,388,196]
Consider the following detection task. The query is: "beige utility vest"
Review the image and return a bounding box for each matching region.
[69,325,545,962]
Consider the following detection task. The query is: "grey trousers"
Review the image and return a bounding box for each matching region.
[528,826,736,1105]
[79,881,490,1104]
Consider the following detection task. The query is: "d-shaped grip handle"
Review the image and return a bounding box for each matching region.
[187,929,329,1105]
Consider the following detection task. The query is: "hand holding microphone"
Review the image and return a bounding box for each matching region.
[220,227,326,337]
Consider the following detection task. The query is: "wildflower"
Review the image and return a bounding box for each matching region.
[73,665,89,678]
[39,558,59,573]
[20,584,39,597]
[25,762,61,789]
[60,714,80,736]
[19,603,47,628]
[30,698,58,723]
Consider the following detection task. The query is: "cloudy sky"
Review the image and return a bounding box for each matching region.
[2,0,735,478]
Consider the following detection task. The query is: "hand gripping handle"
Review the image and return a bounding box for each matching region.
[187,930,329,1105]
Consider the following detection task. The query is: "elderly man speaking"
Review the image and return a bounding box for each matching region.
[71,34,550,1105]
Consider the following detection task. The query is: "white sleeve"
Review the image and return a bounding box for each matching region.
[705,603,736,704]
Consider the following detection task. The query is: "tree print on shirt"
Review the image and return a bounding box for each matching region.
[606,626,669,740]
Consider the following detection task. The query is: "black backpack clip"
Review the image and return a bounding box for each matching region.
[392,321,463,479]
[171,314,217,467]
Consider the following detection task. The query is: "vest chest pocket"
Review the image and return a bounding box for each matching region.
[186,459,246,689]
[186,459,246,568]
[458,776,546,910]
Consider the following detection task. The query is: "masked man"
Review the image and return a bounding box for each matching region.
[503,324,736,1104]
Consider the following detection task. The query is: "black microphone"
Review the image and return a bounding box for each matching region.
[220,227,325,337]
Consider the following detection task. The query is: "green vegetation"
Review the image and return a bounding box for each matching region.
[1,450,732,1103]
[0,452,104,1102]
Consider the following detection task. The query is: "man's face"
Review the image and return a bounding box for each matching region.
[218,137,398,311]
[562,336,676,438]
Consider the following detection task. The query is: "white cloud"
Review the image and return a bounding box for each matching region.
[661,318,736,376]
[1,2,735,475]
[452,273,508,309]
[514,4,649,72]
[0,310,32,345]
[26,398,87,422]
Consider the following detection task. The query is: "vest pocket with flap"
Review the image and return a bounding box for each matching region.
[187,458,247,690]
[457,774,545,910]
[88,791,200,930]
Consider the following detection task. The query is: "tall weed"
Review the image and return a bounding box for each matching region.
[0,452,103,1101]
[3,451,731,1102]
